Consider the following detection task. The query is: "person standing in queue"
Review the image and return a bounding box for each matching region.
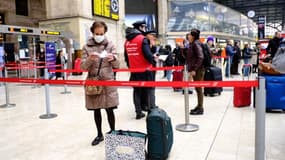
[266,31,282,59]
[55,50,67,80]
[183,29,205,115]
[124,21,159,120]
[81,21,120,146]
[142,30,158,111]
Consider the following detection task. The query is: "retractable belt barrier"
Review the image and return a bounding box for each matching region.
[48,66,184,73]
[5,64,63,70]
[0,77,258,87]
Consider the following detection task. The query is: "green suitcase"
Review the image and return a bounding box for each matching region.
[146,108,173,160]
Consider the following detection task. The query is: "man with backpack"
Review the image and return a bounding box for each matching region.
[183,29,205,115]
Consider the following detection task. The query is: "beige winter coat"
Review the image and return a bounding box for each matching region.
[81,37,120,110]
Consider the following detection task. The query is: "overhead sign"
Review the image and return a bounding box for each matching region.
[41,30,61,35]
[8,27,33,33]
[92,0,119,21]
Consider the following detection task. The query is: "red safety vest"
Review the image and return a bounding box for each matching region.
[125,35,153,69]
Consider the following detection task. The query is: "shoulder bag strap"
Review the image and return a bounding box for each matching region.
[96,58,103,76]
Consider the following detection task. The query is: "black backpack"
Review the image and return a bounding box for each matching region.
[201,43,212,68]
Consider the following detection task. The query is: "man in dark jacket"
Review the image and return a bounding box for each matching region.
[231,41,241,75]
[124,21,158,119]
[267,31,281,59]
[225,40,236,77]
[183,29,205,115]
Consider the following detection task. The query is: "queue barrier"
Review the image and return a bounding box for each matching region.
[0,67,16,108]
[0,65,265,160]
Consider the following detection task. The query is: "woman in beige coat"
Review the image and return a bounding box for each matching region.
[81,21,119,146]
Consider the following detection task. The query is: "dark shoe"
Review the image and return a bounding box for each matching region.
[173,88,182,92]
[182,90,193,94]
[190,107,204,115]
[91,136,104,146]
[136,112,145,120]
[142,106,149,112]
[190,106,199,113]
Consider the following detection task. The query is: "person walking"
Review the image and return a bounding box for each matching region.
[183,29,205,115]
[124,21,158,119]
[81,21,120,146]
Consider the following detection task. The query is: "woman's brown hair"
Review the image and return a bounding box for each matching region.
[90,21,108,33]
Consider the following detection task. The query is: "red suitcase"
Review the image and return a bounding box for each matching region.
[73,58,82,75]
[172,70,183,91]
[233,87,251,107]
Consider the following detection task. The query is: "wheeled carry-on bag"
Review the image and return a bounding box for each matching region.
[233,65,252,107]
[172,70,183,91]
[204,66,223,96]
[146,108,173,160]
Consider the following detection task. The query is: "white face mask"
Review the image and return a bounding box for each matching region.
[94,35,105,43]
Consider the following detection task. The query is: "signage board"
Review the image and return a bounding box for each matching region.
[92,0,119,21]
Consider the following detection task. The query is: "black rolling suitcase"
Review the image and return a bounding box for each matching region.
[204,66,223,96]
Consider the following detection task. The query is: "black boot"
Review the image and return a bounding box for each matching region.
[190,106,204,115]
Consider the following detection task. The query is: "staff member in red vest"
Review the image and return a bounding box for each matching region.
[124,21,159,119]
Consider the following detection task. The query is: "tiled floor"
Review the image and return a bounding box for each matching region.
[0,71,284,160]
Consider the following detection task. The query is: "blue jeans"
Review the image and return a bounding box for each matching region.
[243,58,250,76]
[166,70,172,81]
[225,56,233,77]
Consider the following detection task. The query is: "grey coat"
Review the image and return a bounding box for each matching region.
[272,47,285,74]
[81,37,120,110]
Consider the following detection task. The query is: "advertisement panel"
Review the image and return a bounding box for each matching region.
[45,42,56,76]
[258,16,266,40]
[125,14,156,32]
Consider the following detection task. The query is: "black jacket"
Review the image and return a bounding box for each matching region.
[267,37,281,58]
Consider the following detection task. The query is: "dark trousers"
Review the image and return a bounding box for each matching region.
[192,68,205,107]
[133,87,155,113]
[231,61,239,74]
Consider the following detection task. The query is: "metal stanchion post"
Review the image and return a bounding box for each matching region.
[39,68,57,119]
[255,76,266,160]
[61,63,71,94]
[32,62,40,88]
[176,65,199,132]
[0,67,16,108]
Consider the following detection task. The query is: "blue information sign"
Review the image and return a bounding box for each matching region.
[45,42,56,76]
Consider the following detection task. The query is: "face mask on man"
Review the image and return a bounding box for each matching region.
[94,35,105,43]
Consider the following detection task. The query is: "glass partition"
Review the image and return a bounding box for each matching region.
[167,0,257,38]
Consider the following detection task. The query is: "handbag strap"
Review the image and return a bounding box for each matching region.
[96,58,103,76]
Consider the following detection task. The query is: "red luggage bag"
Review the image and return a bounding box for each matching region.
[73,58,82,75]
[233,87,251,107]
[233,64,252,107]
[172,70,183,91]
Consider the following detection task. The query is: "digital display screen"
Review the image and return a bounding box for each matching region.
[92,0,119,21]
[8,27,33,33]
